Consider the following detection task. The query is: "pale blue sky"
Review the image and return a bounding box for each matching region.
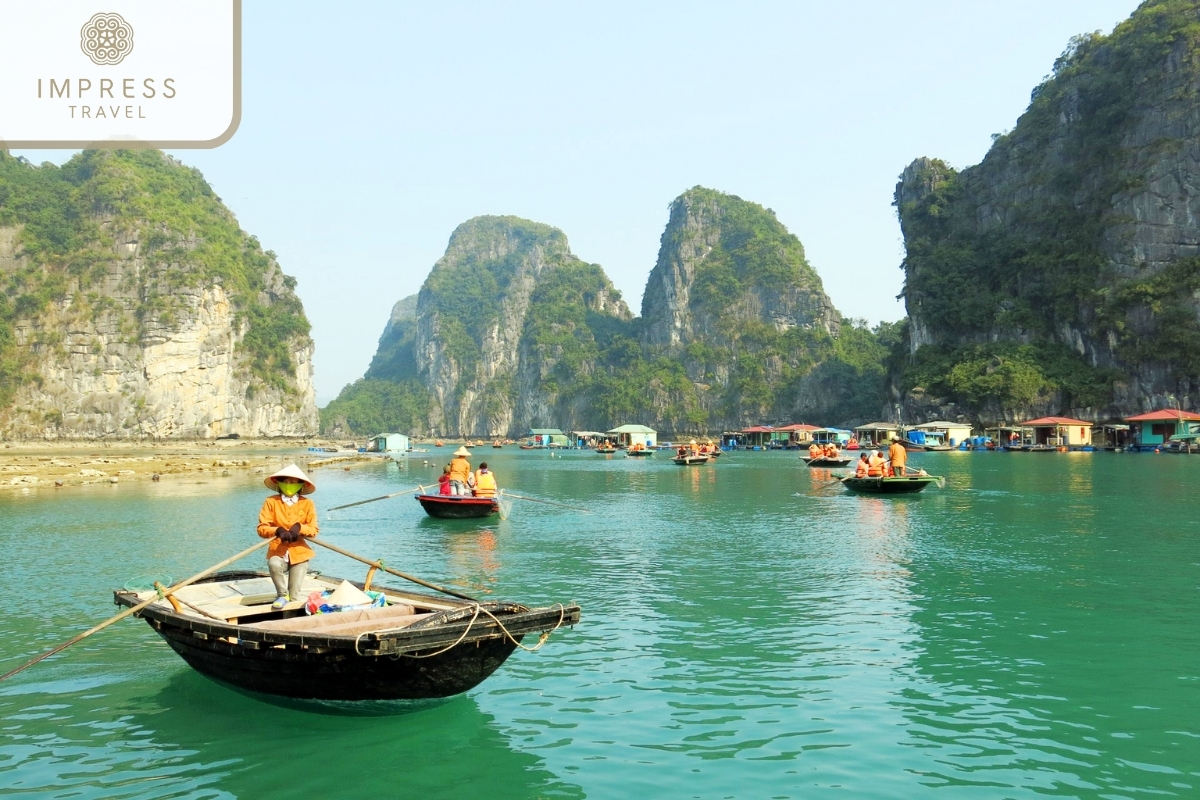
[17,1,1142,404]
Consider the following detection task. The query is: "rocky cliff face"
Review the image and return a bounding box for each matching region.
[327,190,894,437]
[404,216,630,436]
[895,1,1200,422]
[0,150,317,439]
[641,187,844,426]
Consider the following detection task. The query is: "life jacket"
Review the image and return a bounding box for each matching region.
[809,444,821,458]
[867,453,885,477]
[855,459,869,477]
[474,470,497,498]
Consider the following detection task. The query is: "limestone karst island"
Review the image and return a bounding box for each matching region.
[3,2,1200,798]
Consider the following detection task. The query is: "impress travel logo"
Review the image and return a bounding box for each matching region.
[0,1,241,148]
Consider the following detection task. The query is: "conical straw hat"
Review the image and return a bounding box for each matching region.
[264,463,315,494]
[326,580,372,607]
[453,446,472,457]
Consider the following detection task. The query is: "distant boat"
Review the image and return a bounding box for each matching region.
[840,475,941,494]
[596,446,616,454]
[415,494,499,518]
[802,456,853,467]
[492,441,503,448]
[672,454,709,466]
[113,571,578,701]
[626,448,654,457]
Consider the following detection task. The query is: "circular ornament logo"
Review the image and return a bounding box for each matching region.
[80,12,134,65]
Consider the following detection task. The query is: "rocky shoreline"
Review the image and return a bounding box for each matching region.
[0,438,364,491]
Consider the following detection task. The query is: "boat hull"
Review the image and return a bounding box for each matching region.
[626,450,653,457]
[803,457,853,467]
[841,476,938,494]
[155,623,519,700]
[672,455,709,465]
[416,494,499,518]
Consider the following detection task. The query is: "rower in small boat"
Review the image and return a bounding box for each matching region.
[256,464,318,610]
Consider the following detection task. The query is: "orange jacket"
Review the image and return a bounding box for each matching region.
[474,470,497,498]
[867,452,886,477]
[809,444,821,458]
[448,456,472,483]
[855,459,869,477]
[257,495,318,564]
[888,442,907,467]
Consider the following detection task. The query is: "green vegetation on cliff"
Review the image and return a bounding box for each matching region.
[896,1,1200,413]
[680,187,823,314]
[0,149,311,405]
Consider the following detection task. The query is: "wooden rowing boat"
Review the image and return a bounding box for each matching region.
[840,475,940,494]
[415,494,499,518]
[626,449,653,457]
[672,454,709,466]
[802,456,853,467]
[113,570,579,701]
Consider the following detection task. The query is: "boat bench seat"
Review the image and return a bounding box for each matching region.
[242,602,421,634]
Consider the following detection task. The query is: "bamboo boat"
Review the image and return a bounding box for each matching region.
[595,446,616,454]
[415,494,499,518]
[626,449,654,457]
[840,475,940,494]
[113,571,579,701]
[672,454,709,466]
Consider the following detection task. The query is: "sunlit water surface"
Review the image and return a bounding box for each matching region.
[1,450,1197,798]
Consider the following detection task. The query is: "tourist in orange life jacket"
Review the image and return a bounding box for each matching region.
[867,450,886,477]
[888,436,908,476]
[855,453,869,477]
[474,462,498,498]
[809,442,822,459]
[256,464,318,610]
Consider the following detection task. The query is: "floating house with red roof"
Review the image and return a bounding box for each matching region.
[1122,409,1200,447]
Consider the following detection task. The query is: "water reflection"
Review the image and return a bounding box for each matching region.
[0,668,582,799]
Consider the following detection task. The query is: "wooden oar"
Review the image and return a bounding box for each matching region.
[310,538,479,602]
[0,539,270,684]
[499,490,590,513]
[326,485,424,513]
[810,475,848,494]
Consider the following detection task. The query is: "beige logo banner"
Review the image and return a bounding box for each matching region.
[0,0,241,148]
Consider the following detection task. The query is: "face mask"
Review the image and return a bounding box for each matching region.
[279,481,302,497]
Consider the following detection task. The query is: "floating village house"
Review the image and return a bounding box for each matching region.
[777,423,819,447]
[1123,409,1200,448]
[1020,416,1093,447]
[912,420,973,447]
[608,424,657,449]
[528,428,569,447]
[738,426,781,448]
[369,432,410,453]
[854,422,901,447]
[570,430,608,447]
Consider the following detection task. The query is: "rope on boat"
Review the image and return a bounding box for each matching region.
[352,603,569,658]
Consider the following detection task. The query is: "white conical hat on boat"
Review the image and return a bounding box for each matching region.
[453,446,472,457]
[326,580,372,607]
[264,463,315,494]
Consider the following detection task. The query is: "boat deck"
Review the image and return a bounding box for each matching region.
[129,574,461,627]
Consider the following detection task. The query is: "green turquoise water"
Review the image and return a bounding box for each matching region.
[1,450,1198,798]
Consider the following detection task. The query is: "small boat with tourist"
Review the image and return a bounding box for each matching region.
[626,446,653,457]
[415,493,499,518]
[113,570,579,701]
[839,474,941,494]
[672,454,709,466]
